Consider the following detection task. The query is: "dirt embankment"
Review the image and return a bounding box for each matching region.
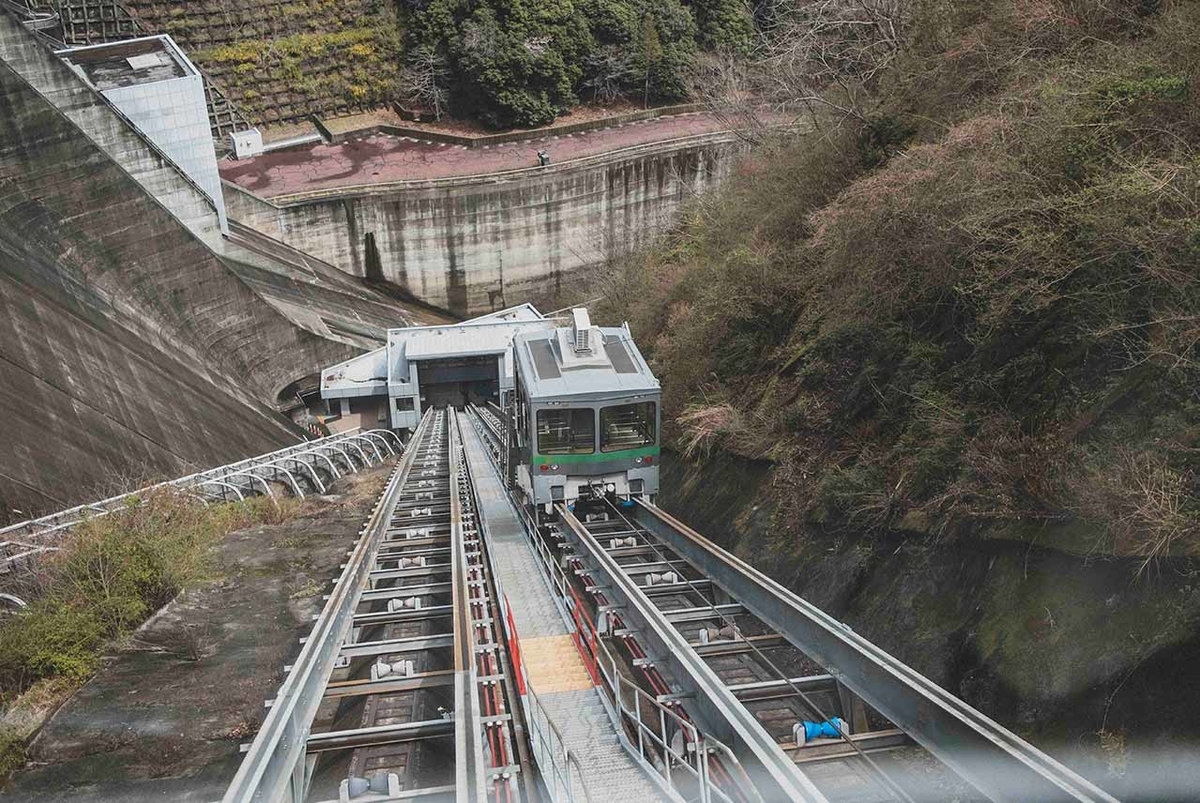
[0,465,391,802]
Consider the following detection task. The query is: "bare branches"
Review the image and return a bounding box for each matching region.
[398,45,450,121]
[581,48,637,104]
[690,0,912,136]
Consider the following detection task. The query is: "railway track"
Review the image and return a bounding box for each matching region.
[546,499,1120,803]
[222,402,1118,803]
[223,408,526,802]
[555,501,917,802]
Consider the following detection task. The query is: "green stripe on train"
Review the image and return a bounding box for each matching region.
[532,446,660,465]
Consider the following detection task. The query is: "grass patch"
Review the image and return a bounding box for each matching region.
[0,491,303,780]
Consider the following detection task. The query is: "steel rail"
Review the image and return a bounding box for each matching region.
[598,501,916,803]
[556,504,829,803]
[633,501,1120,803]
[448,408,489,802]
[221,414,427,803]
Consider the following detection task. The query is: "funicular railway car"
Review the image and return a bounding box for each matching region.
[507,309,661,519]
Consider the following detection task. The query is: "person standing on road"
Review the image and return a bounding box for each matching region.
[536,149,550,167]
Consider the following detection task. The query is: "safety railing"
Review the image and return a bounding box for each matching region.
[524,681,593,803]
[511,478,756,802]
[0,427,402,572]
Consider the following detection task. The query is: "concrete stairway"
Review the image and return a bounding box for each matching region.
[521,635,595,694]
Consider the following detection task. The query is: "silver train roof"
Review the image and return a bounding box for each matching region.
[513,311,659,402]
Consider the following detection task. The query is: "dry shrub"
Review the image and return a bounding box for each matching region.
[927,418,1072,531]
[677,403,744,459]
[0,490,301,701]
[1073,450,1200,569]
[597,0,1199,553]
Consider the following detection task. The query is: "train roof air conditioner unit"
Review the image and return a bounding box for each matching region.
[572,308,592,355]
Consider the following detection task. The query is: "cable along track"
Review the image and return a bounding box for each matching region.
[223,408,525,803]
[552,498,1119,803]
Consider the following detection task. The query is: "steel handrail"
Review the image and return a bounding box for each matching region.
[523,680,595,803]
[0,428,374,539]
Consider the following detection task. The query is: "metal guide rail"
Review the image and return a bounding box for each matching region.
[0,427,400,573]
[552,498,1120,803]
[221,409,523,803]
[449,406,528,802]
[468,403,505,463]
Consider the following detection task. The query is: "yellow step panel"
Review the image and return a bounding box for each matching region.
[519,634,593,692]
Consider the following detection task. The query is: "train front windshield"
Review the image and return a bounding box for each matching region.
[601,402,656,451]
[537,408,595,454]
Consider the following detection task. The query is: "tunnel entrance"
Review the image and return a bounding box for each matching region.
[416,355,499,410]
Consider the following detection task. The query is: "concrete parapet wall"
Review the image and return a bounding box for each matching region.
[224,133,748,316]
[362,102,707,148]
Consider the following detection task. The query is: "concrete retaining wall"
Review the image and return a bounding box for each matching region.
[225,134,749,316]
[0,11,359,514]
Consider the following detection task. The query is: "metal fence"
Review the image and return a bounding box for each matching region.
[0,427,401,573]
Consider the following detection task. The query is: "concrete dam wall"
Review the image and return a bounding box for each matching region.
[225,135,748,317]
[0,14,358,516]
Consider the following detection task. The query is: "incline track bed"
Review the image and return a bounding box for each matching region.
[223,409,525,802]
[555,500,932,803]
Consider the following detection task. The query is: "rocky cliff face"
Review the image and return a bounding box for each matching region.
[660,452,1200,800]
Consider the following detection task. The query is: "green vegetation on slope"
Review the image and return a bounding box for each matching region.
[0,492,301,778]
[127,0,401,125]
[399,0,753,128]
[599,1,1200,562]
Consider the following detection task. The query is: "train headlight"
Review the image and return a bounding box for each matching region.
[634,457,643,464]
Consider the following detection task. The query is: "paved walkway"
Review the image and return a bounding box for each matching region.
[459,423,667,801]
[220,111,737,198]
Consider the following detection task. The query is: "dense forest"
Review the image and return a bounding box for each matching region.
[397,0,754,126]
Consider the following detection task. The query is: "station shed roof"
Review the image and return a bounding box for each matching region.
[58,36,195,90]
[404,319,553,361]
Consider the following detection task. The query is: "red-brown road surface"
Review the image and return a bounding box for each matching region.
[220,111,738,198]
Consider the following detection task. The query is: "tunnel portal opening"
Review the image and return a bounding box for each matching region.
[415,355,499,410]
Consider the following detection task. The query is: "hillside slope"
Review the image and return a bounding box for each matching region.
[604,0,1199,562]
[599,2,1199,793]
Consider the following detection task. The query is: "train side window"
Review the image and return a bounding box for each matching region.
[600,402,656,452]
[537,408,595,454]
